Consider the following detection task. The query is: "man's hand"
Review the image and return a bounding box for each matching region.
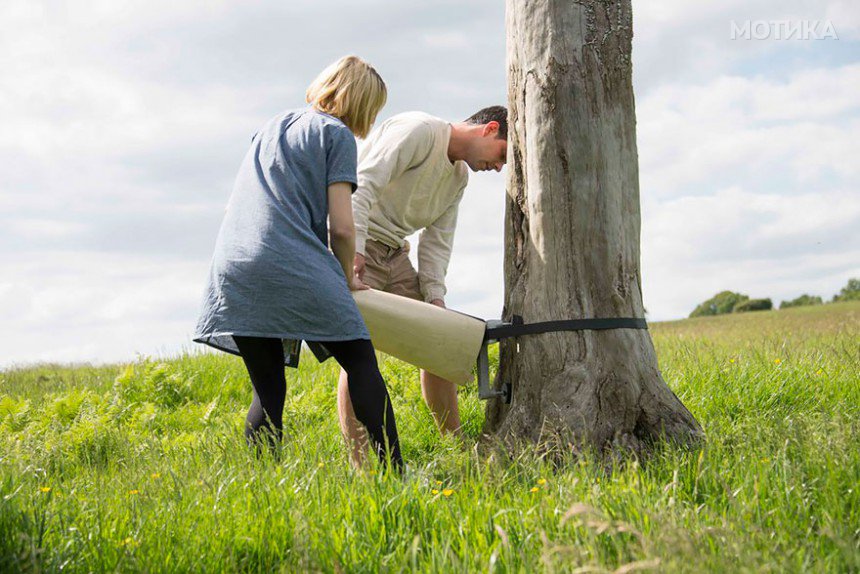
[353,253,366,281]
[349,276,370,291]
[429,298,446,309]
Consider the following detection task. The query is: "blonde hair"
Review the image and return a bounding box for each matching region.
[305,55,387,139]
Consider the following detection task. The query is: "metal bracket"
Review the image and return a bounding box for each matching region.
[283,339,302,368]
[476,319,515,403]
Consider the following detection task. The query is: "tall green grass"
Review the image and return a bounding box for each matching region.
[1,303,858,572]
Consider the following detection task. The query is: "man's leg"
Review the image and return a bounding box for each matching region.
[420,370,462,435]
[337,369,369,467]
[326,339,402,471]
[338,240,388,467]
[385,245,463,437]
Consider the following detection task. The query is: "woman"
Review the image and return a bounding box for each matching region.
[193,56,402,469]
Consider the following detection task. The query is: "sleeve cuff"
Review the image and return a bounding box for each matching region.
[327,175,358,192]
[422,285,447,303]
[355,233,367,255]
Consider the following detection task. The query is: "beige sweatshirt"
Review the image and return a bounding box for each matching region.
[353,112,469,303]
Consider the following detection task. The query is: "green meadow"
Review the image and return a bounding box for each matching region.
[1,302,858,573]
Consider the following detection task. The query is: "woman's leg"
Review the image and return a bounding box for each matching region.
[232,336,286,448]
[319,339,402,470]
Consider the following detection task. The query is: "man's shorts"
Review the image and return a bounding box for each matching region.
[362,238,423,302]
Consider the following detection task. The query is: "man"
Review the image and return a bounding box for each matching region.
[337,105,508,464]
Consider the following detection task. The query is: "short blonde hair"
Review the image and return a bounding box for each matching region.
[305,55,387,139]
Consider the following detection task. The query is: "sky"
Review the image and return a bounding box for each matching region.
[1,0,858,368]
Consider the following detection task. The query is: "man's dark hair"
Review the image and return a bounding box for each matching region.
[464,105,508,140]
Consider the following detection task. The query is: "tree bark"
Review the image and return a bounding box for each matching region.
[484,0,703,453]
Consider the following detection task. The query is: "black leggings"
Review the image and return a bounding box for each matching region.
[232,336,402,469]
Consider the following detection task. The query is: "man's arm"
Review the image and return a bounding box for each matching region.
[417,193,463,305]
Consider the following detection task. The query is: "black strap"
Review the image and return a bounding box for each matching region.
[485,316,647,341]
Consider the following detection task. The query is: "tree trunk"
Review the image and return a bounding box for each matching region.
[484,0,703,453]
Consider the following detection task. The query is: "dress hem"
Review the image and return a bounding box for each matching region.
[193,330,371,364]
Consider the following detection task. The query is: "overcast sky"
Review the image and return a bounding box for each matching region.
[1,1,858,368]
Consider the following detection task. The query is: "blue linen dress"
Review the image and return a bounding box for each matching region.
[193,107,370,362]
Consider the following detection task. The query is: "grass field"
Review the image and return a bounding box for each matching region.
[1,302,858,573]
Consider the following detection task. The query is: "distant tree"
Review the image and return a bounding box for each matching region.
[733,298,773,313]
[689,291,749,318]
[780,294,823,309]
[832,278,860,302]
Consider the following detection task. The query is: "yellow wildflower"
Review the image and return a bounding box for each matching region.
[318,462,325,468]
[435,480,443,486]
[40,487,51,493]
[151,473,161,480]
[530,487,539,493]
[729,359,735,363]
[442,489,454,497]
[537,478,547,485]
[128,489,140,495]
[120,537,139,548]
[774,358,782,365]
[431,489,440,495]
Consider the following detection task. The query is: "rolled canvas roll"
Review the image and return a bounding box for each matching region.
[352,289,486,385]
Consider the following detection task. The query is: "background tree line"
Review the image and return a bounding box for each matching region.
[689,278,860,318]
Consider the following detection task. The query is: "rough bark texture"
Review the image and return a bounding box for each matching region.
[484,0,703,453]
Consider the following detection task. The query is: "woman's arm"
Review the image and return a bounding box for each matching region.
[328,182,367,291]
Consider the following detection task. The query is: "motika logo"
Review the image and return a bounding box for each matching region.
[730,20,839,40]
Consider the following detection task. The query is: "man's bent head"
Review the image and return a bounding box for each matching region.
[459,105,508,172]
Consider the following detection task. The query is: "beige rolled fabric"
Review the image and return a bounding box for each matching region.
[352,289,486,385]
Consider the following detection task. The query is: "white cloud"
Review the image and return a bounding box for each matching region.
[632,0,859,95]
[423,31,472,50]
[748,65,860,120]
[0,251,207,367]
[825,1,860,38]
[637,64,860,199]
[636,58,860,318]
[642,187,860,318]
